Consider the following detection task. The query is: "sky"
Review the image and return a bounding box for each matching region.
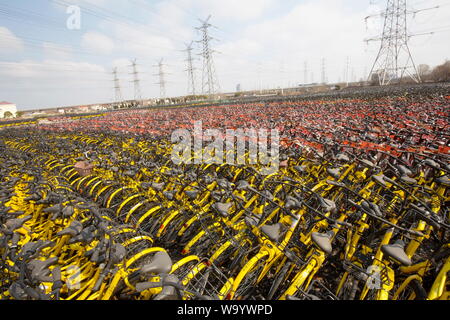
[0,0,449,110]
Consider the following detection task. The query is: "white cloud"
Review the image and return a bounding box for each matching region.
[0,27,24,53]
[112,58,132,68]
[182,0,274,21]
[0,60,110,109]
[42,42,73,60]
[0,59,107,79]
[111,24,175,58]
[81,31,115,54]
[210,0,371,90]
[2,0,449,108]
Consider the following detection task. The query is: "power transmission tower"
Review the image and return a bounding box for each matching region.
[366,0,435,85]
[153,58,167,99]
[183,41,196,96]
[112,67,122,103]
[304,61,308,84]
[257,63,262,94]
[196,15,220,97]
[321,58,327,84]
[129,59,142,102]
[345,56,350,86]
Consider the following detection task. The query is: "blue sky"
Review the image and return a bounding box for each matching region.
[0,0,449,110]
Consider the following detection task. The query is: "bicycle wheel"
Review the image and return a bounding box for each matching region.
[267,261,292,300]
[336,272,361,300]
[229,253,269,300]
[393,278,427,300]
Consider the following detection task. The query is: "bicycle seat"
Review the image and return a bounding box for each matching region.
[20,240,54,258]
[326,180,346,188]
[311,231,334,254]
[153,275,180,300]
[398,165,413,177]
[162,191,174,200]
[244,215,259,227]
[203,175,214,185]
[211,190,225,201]
[140,251,173,275]
[5,215,32,231]
[151,182,165,191]
[293,165,307,174]
[24,193,41,201]
[336,153,350,162]
[261,190,274,201]
[423,159,440,169]
[124,170,136,177]
[217,178,232,189]
[43,203,62,214]
[285,196,301,210]
[212,202,233,218]
[381,240,412,266]
[261,223,282,242]
[28,256,59,282]
[372,174,388,187]
[68,226,96,244]
[319,198,336,213]
[56,220,83,237]
[62,205,75,218]
[110,243,127,264]
[360,159,375,168]
[236,180,250,190]
[369,202,384,217]
[0,205,12,214]
[436,175,450,187]
[327,168,341,179]
[400,175,417,185]
[8,282,27,300]
[185,190,198,200]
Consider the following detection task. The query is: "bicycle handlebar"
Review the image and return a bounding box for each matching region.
[348,199,424,237]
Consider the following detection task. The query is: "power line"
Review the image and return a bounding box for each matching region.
[51,0,182,51]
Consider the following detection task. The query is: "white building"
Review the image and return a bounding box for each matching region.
[0,101,17,118]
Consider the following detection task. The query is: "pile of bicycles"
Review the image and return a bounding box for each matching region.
[0,125,448,300]
[1,88,449,300]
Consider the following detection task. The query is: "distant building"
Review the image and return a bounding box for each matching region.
[0,101,17,118]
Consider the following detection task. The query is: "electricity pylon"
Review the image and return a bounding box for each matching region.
[366,0,428,85]
[196,15,220,97]
[112,67,122,103]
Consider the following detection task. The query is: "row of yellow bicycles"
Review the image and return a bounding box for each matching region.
[0,128,449,300]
